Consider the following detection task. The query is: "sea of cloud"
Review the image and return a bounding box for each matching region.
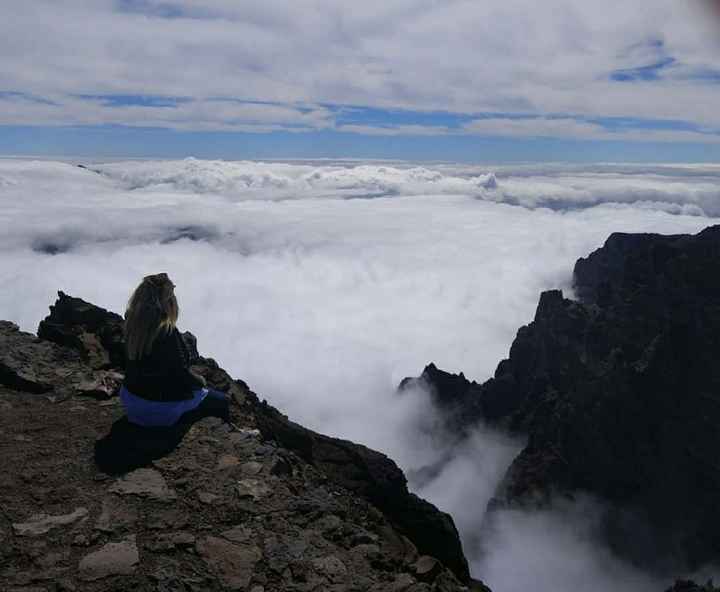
[1,157,718,591]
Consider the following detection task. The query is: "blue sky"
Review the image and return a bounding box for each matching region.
[4,108,720,164]
[2,1,720,162]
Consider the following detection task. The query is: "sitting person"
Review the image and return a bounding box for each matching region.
[121,272,229,427]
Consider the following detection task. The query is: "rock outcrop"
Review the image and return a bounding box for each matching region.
[666,582,720,592]
[0,293,482,591]
[402,225,720,573]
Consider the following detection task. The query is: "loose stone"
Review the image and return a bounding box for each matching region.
[78,535,139,581]
[12,508,88,537]
[109,468,177,502]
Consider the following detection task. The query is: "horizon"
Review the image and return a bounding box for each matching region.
[3,126,720,164]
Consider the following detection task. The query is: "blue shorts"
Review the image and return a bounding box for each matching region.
[119,385,216,427]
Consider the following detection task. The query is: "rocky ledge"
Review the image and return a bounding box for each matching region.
[0,293,486,592]
[402,225,720,580]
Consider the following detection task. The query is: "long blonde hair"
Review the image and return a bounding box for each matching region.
[125,273,179,360]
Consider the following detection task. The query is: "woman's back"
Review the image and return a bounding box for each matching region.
[124,326,205,402]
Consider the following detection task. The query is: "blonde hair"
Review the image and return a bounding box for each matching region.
[125,273,179,360]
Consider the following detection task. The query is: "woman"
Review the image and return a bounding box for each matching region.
[120,272,229,427]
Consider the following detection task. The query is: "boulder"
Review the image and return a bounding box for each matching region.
[38,291,126,369]
[0,321,83,394]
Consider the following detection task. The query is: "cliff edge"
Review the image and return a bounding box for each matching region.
[0,293,483,592]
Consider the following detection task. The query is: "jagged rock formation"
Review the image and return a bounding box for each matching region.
[666,582,720,592]
[0,294,485,591]
[401,225,720,574]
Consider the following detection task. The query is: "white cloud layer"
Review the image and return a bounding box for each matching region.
[80,158,720,215]
[3,1,720,138]
[1,158,718,590]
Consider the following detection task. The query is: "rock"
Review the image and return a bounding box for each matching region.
[12,507,88,536]
[311,555,347,583]
[0,322,82,394]
[217,454,241,470]
[255,400,470,582]
[78,535,139,580]
[236,479,272,501]
[196,536,262,590]
[351,543,381,560]
[469,580,494,592]
[269,456,293,476]
[232,427,261,441]
[240,461,264,475]
[412,555,442,582]
[35,551,69,568]
[221,525,254,544]
[146,508,189,530]
[37,291,126,369]
[94,496,138,533]
[390,573,416,591]
[56,579,77,592]
[400,535,419,565]
[109,468,177,502]
[74,370,124,399]
[315,514,343,535]
[263,533,309,575]
[404,225,720,572]
[148,531,196,551]
[666,582,720,592]
[197,491,221,504]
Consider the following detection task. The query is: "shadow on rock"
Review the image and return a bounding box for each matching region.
[95,399,229,475]
[94,418,193,475]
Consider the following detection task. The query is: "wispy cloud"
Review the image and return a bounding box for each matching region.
[2,1,720,145]
[0,93,334,132]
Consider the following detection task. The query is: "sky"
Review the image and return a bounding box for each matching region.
[3,0,720,161]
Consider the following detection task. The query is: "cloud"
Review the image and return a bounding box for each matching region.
[63,158,717,216]
[477,497,666,592]
[0,94,334,132]
[2,1,720,139]
[466,118,607,139]
[462,117,720,143]
[337,123,454,136]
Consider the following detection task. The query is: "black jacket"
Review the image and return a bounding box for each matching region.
[123,327,205,402]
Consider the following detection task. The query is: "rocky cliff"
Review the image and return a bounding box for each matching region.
[401,225,720,576]
[0,293,483,592]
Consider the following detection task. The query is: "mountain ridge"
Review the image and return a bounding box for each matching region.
[401,225,720,578]
[0,293,481,591]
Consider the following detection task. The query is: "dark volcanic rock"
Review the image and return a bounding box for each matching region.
[666,581,720,592]
[38,291,126,369]
[403,225,720,571]
[1,292,474,590]
[0,321,76,393]
[255,401,470,581]
[0,320,118,399]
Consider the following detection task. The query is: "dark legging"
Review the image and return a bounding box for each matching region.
[178,388,230,424]
[94,388,231,475]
